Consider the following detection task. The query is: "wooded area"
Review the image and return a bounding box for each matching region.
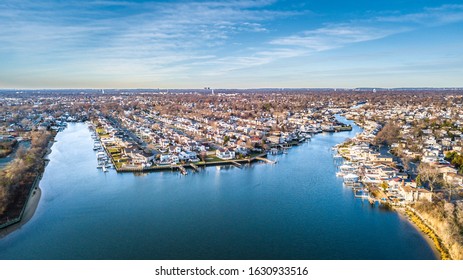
[0,131,52,220]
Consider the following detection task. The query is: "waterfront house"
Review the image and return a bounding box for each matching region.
[170,155,180,164]
[398,185,433,202]
[159,154,171,165]
[216,148,236,160]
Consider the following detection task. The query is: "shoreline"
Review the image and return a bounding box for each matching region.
[0,138,54,233]
[394,207,443,260]
[336,113,443,260]
[0,187,41,238]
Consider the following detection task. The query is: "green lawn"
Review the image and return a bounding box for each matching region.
[205,156,224,162]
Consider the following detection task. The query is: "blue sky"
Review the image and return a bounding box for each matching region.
[0,0,462,88]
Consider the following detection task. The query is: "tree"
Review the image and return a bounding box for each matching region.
[375,122,401,146]
[418,163,440,192]
[246,139,254,149]
[416,174,422,187]
[0,179,9,215]
[443,181,457,202]
[199,151,207,162]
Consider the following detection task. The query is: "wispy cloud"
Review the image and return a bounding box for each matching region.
[270,25,401,51]
[268,4,463,57]
[376,4,463,25]
[0,0,294,70]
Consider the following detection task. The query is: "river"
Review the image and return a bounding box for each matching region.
[0,118,436,259]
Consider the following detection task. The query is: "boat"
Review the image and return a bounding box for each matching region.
[96,151,107,160]
[93,141,101,149]
[343,173,359,183]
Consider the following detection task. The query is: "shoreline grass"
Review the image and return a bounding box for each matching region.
[405,209,451,260]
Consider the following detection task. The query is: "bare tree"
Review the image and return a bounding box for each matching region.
[418,163,440,192]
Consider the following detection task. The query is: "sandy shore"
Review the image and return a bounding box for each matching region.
[395,207,443,260]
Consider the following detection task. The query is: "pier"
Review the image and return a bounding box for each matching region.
[189,163,200,172]
[178,165,187,175]
[256,157,277,164]
[231,161,242,168]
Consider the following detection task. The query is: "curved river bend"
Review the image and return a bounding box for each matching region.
[0,117,436,259]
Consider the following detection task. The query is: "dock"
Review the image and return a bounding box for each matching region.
[189,163,200,172]
[231,161,242,168]
[354,191,370,199]
[178,165,188,175]
[256,157,277,164]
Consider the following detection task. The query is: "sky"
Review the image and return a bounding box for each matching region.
[0,0,462,89]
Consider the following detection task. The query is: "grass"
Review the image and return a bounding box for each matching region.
[205,156,224,162]
[107,147,120,154]
[406,209,451,260]
[96,127,105,134]
[248,152,263,158]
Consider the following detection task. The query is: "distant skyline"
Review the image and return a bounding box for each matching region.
[1,0,462,89]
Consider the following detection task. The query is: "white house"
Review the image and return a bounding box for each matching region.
[216,148,235,160]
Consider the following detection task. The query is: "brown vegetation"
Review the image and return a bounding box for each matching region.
[418,163,441,192]
[413,200,463,260]
[375,122,401,146]
[0,131,52,221]
[0,139,17,158]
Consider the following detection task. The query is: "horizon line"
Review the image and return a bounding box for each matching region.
[1,87,463,91]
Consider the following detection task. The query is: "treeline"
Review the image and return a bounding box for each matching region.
[0,131,53,217]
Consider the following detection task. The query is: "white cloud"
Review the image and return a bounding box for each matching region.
[268,4,463,55]
[0,0,297,79]
[270,25,401,51]
[376,4,463,25]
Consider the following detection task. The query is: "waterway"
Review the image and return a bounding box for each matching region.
[0,118,436,259]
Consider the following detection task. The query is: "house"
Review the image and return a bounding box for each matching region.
[438,166,457,174]
[170,155,179,164]
[159,154,171,165]
[178,151,189,161]
[0,135,14,142]
[443,172,463,186]
[376,155,393,163]
[388,177,417,189]
[216,148,235,160]
[187,152,199,162]
[235,146,248,156]
[398,185,433,202]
